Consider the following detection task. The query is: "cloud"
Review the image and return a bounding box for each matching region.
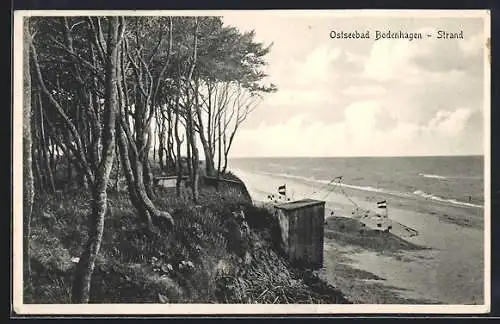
[341,85,387,96]
[363,27,484,83]
[363,38,420,82]
[426,108,474,138]
[232,103,481,157]
[294,45,341,82]
[223,15,485,157]
[460,32,485,57]
[345,51,366,64]
[266,88,338,107]
[344,101,380,129]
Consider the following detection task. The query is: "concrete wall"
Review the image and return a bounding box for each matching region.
[274,200,325,269]
[275,208,290,254]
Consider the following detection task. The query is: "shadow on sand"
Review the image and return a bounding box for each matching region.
[321,216,439,304]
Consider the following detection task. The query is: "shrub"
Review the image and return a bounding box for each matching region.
[25,173,350,304]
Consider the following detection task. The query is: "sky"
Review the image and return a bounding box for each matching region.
[220,11,488,158]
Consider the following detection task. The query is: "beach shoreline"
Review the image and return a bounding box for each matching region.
[232,167,484,304]
[233,167,484,229]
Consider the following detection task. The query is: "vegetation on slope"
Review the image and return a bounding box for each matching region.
[25,172,349,304]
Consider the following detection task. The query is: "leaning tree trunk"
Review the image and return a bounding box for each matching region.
[173,79,183,198]
[38,92,56,193]
[157,115,165,172]
[115,42,173,231]
[31,101,44,192]
[194,107,215,177]
[116,125,153,228]
[114,136,120,191]
[188,116,199,202]
[217,118,222,177]
[66,128,73,187]
[186,127,193,182]
[142,123,155,199]
[116,122,174,231]
[71,17,121,303]
[23,17,34,279]
[201,138,215,177]
[166,107,176,173]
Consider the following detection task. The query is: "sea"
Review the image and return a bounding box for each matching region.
[228,155,484,209]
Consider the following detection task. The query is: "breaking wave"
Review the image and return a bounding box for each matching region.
[256,170,483,209]
[419,173,447,180]
[412,190,483,208]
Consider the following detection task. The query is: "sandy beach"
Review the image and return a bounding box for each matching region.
[232,168,485,305]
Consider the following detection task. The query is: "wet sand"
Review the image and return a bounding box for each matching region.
[233,168,485,304]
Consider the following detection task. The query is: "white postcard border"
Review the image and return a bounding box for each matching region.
[11,9,491,315]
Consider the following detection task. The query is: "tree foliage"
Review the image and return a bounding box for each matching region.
[25,15,276,303]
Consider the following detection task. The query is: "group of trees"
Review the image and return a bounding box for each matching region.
[22,16,276,303]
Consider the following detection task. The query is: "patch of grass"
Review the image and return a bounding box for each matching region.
[25,171,350,304]
[325,216,428,254]
[24,259,73,304]
[215,236,349,304]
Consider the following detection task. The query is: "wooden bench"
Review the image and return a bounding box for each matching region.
[153,175,188,187]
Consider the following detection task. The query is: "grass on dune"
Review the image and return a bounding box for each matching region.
[324,216,428,254]
[24,174,349,304]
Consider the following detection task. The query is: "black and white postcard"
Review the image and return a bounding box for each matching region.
[11,9,491,315]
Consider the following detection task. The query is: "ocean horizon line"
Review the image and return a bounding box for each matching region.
[228,154,485,159]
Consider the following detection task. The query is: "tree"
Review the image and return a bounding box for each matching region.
[192,21,277,176]
[24,15,277,302]
[219,82,270,174]
[116,16,175,228]
[30,16,129,303]
[71,16,125,303]
[23,16,34,279]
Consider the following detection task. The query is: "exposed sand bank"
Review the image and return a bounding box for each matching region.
[232,168,485,305]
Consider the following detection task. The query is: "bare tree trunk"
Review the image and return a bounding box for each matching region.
[114,136,120,191]
[194,104,215,177]
[66,128,73,186]
[174,74,183,198]
[32,146,43,192]
[186,17,199,201]
[158,137,165,172]
[116,39,173,230]
[186,113,197,201]
[71,17,122,303]
[117,122,174,231]
[186,127,192,181]
[50,138,57,172]
[189,132,199,203]
[222,124,239,174]
[217,118,222,177]
[31,37,96,187]
[201,138,215,176]
[67,153,72,186]
[191,99,200,203]
[166,106,176,173]
[152,109,157,165]
[143,123,155,199]
[31,101,44,192]
[157,109,166,172]
[192,147,199,202]
[38,91,56,193]
[23,17,34,279]
[116,125,153,228]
